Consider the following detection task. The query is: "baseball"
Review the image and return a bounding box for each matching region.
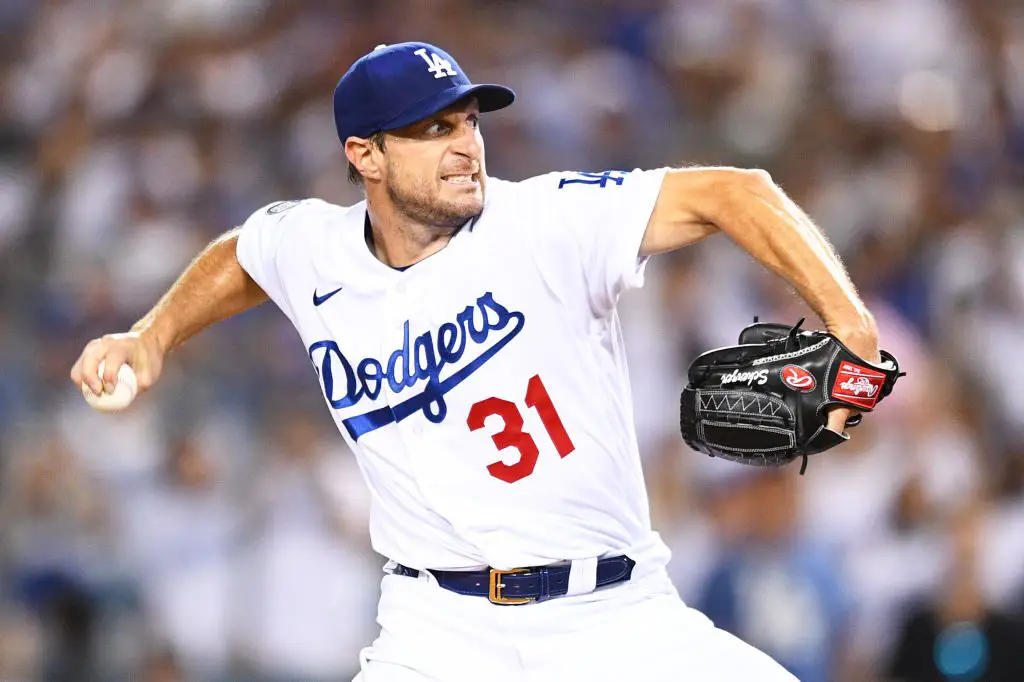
[82,360,138,412]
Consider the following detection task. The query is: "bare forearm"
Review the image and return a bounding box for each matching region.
[714,172,876,340]
[131,229,268,354]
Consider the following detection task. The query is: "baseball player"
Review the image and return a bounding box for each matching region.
[71,42,880,681]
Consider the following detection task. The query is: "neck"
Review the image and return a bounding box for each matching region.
[365,203,461,269]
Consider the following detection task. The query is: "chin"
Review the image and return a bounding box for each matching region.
[441,192,483,218]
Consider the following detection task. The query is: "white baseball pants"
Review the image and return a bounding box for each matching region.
[353,564,797,682]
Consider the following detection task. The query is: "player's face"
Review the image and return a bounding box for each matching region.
[382,98,486,229]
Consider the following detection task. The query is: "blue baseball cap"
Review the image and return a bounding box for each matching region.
[333,42,516,144]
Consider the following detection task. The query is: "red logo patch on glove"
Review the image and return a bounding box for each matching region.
[781,365,817,392]
[831,361,886,409]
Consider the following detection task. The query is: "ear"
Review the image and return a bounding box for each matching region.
[345,136,384,182]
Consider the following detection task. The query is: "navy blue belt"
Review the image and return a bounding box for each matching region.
[391,555,636,605]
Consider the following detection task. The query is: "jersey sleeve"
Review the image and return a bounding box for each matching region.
[518,168,668,316]
[235,199,311,322]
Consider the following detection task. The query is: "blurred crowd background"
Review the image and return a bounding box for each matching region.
[1,0,1023,680]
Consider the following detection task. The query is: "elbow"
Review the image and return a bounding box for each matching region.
[704,167,778,219]
[700,166,774,191]
[664,166,779,233]
[731,167,776,197]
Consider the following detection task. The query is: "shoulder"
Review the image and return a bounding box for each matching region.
[480,169,670,240]
[243,197,360,229]
[491,168,670,206]
[236,197,364,268]
[489,169,657,192]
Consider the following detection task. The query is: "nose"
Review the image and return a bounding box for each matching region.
[450,119,482,161]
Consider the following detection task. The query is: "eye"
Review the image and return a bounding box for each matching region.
[467,114,480,129]
[426,121,450,136]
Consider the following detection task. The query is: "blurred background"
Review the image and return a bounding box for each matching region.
[1,0,1023,680]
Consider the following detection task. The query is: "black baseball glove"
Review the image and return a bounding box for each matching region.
[679,319,904,474]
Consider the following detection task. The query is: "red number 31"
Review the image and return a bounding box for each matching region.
[466,375,576,483]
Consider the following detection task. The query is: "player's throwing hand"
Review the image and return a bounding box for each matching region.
[70,330,164,399]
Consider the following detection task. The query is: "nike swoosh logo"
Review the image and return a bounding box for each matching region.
[312,286,344,307]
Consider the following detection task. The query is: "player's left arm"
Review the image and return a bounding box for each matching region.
[641,166,880,432]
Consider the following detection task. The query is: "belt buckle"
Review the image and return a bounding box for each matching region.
[488,568,533,605]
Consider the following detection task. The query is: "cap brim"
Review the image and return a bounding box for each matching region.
[380,83,515,133]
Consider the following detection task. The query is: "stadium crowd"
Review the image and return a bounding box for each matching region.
[1,0,1023,680]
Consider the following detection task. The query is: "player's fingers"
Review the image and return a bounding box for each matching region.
[825,406,851,435]
[78,340,107,395]
[101,345,130,391]
[71,338,105,386]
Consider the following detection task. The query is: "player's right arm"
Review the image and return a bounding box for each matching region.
[70,228,268,396]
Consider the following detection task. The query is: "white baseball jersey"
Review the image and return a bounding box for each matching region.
[236,169,672,571]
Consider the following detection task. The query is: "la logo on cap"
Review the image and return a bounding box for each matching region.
[414,48,457,79]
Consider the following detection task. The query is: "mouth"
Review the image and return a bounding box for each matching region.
[441,172,480,189]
